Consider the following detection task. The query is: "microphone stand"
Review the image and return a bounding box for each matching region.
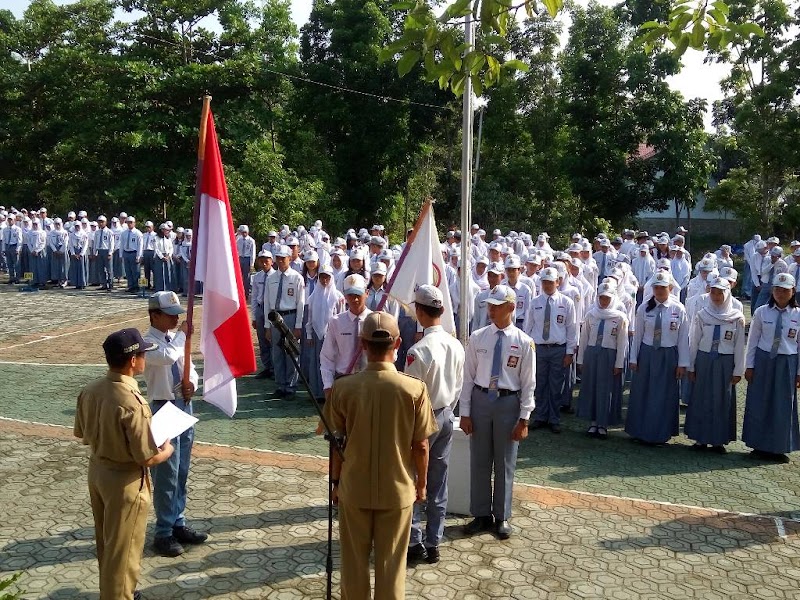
[270,312,344,600]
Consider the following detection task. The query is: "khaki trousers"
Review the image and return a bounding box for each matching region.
[88,460,150,600]
[339,502,413,600]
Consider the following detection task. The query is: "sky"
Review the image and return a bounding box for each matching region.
[5,0,729,129]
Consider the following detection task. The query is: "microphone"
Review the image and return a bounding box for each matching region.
[268,310,300,356]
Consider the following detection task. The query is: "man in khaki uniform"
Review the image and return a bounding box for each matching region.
[324,312,438,600]
[75,329,175,600]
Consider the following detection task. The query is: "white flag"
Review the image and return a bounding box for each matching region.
[387,203,456,333]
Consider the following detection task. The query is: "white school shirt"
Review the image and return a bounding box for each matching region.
[630,298,690,367]
[110,225,123,252]
[528,291,578,353]
[458,323,536,420]
[632,254,655,286]
[154,235,173,260]
[68,229,88,256]
[47,228,69,253]
[2,224,22,248]
[318,308,372,389]
[237,235,257,267]
[688,313,746,376]
[28,229,47,254]
[365,286,400,317]
[142,231,157,251]
[405,325,465,411]
[250,268,273,319]
[745,304,800,370]
[759,257,788,284]
[264,267,306,327]
[471,288,491,332]
[120,228,144,259]
[509,280,532,330]
[94,227,115,253]
[748,252,767,283]
[142,327,199,401]
[577,312,629,369]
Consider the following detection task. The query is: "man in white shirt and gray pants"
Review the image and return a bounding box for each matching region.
[143,292,206,558]
[405,285,465,564]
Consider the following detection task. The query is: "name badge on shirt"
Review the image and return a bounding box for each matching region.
[789,329,797,340]
[556,315,565,324]
[669,321,678,331]
[610,327,618,337]
[724,330,733,341]
[507,356,519,368]
[287,287,294,297]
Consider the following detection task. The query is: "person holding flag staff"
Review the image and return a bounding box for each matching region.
[143,292,206,557]
[626,271,689,445]
[742,272,800,462]
[405,285,465,564]
[685,277,745,452]
[460,284,535,540]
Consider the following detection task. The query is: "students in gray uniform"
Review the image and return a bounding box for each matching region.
[120,217,144,293]
[405,285,465,564]
[94,216,115,290]
[528,267,577,433]
[250,251,275,379]
[460,285,535,540]
[2,215,22,284]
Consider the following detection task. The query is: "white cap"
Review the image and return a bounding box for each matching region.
[773,272,796,289]
[488,262,505,275]
[238,224,249,233]
[176,226,185,233]
[274,245,291,258]
[145,220,153,227]
[767,236,780,244]
[486,284,516,305]
[343,274,367,295]
[504,255,521,269]
[415,284,444,308]
[651,271,672,287]
[319,264,333,276]
[719,266,738,281]
[303,250,319,262]
[258,250,272,259]
[159,223,169,230]
[126,216,135,223]
[148,291,186,315]
[709,277,731,291]
[770,246,783,257]
[97,215,107,222]
[597,282,617,297]
[372,262,388,276]
[599,238,611,248]
[539,267,559,282]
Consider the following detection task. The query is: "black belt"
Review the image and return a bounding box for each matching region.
[276,309,296,315]
[475,385,519,396]
[537,343,566,347]
[124,250,137,253]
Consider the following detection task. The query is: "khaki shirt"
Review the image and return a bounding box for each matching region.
[324,362,437,510]
[74,371,158,471]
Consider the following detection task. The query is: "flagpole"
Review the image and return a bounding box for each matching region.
[183,94,212,386]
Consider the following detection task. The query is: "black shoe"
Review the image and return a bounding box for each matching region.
[153,535,184,557]
[464,516,494,535]
[426,546,440,564]
[283,392,297,400]
[530,420,547,430]
[550,424,561,434]
[711,445,726,454]
[255,369,271,379]
[691,443,707,451]
[172,525,208,545]
[560,406,575,414]
[496,520,512,540]
[407,543,428,563]
[586,426,598,438]
[273,389,286,398]
[133,591,142,600]
[597,428,608,440]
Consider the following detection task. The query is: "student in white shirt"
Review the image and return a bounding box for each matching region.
[742,272,800,461]
[304,264,345,399]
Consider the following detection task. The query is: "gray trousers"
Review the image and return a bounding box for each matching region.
[469,389,520,521]
[96,248,113,287]
[533,344,567,425]
[255,311,273,374]
[271,312,298,393]
[123,251,140,290]
[411,406,453,548]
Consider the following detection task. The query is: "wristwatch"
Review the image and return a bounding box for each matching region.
[518,418,529,426]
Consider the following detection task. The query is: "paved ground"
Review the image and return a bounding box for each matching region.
[1,281,800,598]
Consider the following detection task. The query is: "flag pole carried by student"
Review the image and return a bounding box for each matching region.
[184,96,256,416]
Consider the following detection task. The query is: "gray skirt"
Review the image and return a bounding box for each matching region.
[577,345,622,427]
[742,348,800,454]
[684,351,736,446]
[625,344,680,443]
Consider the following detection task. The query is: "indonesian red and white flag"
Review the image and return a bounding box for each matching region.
[387,203,455,333]
[194,110,256,416]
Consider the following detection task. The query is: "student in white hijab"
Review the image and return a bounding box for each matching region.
[305,264,345,399]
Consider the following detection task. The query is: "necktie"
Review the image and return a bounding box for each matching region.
[710,324,720,358]
[770,310,783,359]
[488,330,505,401]
[542,297,551,341]
[129,232,135,251]
[276,272,285,311]
[653,305,663,349]
[795,264,799,282]
[599,253,607,281]
[369,291,378,310]
[595,318,605,347]
[348,316,361,373]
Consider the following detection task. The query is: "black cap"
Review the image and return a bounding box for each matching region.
[103,329,158,361]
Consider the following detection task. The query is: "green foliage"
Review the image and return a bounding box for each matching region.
[0,572,24,600]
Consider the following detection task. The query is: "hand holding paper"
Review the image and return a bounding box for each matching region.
[150,401,199,447]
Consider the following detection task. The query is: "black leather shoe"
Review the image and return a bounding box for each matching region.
[255,369,272,379]
[550,424,561,434]
[407,543,428,563]
[153,535,184,557]
[173,526,208,545]
[560,406,575,414]
[464,516,494,535]
[425,546,440,564]
[496,520,513,540]
[530,420,547,430]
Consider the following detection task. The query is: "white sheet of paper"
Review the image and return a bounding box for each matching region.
[150,401,199,447]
